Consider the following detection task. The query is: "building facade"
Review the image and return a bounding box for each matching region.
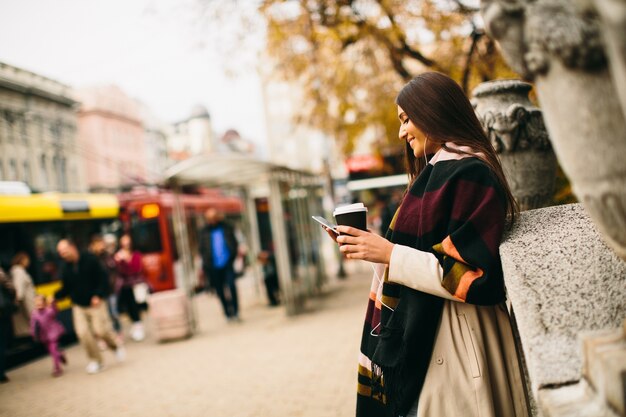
[260,76,333,175]
[167,104,214,161]
[0,62,85,192]
[138,102,170,184]
[75,85,146,192]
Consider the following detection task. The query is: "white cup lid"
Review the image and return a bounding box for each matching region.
[333,202,368,216]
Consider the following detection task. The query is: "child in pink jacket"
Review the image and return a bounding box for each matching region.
[30,295,66,377]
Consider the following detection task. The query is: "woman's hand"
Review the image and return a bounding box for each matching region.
[114,250,129,263]
[335,226,394,265]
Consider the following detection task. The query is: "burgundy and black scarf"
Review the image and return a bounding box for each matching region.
[356,150,507,417]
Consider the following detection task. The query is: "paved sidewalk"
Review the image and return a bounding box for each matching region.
[0,265,372,417]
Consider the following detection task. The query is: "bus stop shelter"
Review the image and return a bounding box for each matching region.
[164,153,327,316]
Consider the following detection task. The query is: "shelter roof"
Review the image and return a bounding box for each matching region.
[164,153,320,188]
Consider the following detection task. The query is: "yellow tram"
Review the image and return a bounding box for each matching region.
[0,188,119,367]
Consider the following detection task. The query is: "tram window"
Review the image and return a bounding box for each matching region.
[131,219,163,254]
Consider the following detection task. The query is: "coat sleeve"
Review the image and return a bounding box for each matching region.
[11,267,27,301]
[117,253,143,276]
[431,163,507,305]
[92,257,110,298]
[54,265,70,300]
[387,245,458,301]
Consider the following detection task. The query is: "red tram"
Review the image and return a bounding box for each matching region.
[117,188,243,292]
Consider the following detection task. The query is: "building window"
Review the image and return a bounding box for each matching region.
[5,111,14,143]
[40,155,48,189]
[60,158,67,192]
[33,116,42,144]
[52,156,59,190]
[50,121,61,143]
[9,159,18,180]
[23,160,31,185]
[20,115,28,144]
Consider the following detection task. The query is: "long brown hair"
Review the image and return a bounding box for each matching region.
[395,72,518,226]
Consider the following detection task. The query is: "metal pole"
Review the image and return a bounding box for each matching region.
[171,182,197,333]
[241,187,264,297]
[268,175,299,315]
[323,159,346,279]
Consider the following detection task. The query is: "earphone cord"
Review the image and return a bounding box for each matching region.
[369,262,395,337]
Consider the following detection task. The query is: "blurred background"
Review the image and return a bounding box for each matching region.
[0,1,578,415]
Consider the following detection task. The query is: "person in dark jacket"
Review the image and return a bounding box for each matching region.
[199,208,241,322]
[257,251,280,307]
[0,267,16,383]
[55,239,125,374]
[89,234,121,334]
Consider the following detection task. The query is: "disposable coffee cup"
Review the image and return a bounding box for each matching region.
[333,203,368,234]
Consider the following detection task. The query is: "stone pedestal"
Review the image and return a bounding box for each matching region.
[472,80,556,210]
[592,0,626,122]
[499,204,626,395]
[481,0,626,260]
[538,324,626,417]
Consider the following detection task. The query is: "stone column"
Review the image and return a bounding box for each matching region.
[472,80,556,210]
[480,0,626,261]
[590,0,626,121]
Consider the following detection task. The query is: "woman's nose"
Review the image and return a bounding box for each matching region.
[399,125,407,141]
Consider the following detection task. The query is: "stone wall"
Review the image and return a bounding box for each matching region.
[500,203,626,416]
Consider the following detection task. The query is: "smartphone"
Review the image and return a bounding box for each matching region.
[312,216,339,234]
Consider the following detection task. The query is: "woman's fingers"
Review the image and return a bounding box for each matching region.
[336,234,359,245]
[336,225,362,236]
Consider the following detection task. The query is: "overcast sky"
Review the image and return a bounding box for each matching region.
[0,0,268,148]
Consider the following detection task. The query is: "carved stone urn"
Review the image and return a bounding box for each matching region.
[472,80,555,211]
[481,0,626,261]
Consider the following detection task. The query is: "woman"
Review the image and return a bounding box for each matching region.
[10,252,36,337]
[114,234,145,342]
[326,73,529,417]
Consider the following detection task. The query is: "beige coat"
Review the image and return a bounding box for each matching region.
[388,245,530,417]
[10,264,35,337]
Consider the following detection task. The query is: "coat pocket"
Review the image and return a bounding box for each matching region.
[458,313,481,378]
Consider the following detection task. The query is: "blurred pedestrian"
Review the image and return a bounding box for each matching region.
[30,295,66,377]
[114,234,146,342]
[0,267,16,383]
[199,208,240,322]
[257,250,280,307]
[324,72,527,417]
[89,234,121,335]
[32,238,56,285]
[380,190,402,237]
[9,252,36,337]
[54,239,125,374]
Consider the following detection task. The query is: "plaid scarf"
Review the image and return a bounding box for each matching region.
[356,146,507,417]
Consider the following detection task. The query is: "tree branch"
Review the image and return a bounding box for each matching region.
[373,0,441,71]
[461,27,483,92]
[450,0,479,14]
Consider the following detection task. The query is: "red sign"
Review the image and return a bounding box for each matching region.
[345,155,384,173]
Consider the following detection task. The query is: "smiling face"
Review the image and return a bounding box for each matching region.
[397,105,440,158]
